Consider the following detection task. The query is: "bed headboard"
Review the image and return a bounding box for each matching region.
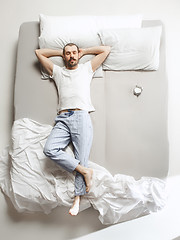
[14,20,169,179]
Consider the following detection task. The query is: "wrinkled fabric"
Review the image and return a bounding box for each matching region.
[0,118,167,224]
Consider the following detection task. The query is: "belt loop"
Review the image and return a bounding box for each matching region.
[69,109,74,116]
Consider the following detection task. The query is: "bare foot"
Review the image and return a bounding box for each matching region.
[84,168,93,193]
[69,196,80,216]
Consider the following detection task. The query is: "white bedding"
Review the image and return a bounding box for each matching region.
[0,118,166,224]
[98,26,162,71]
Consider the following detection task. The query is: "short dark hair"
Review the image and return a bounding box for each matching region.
[63,43,79,55]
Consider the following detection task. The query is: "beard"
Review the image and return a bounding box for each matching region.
[64,57,79,69]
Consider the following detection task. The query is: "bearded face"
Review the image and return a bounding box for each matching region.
[63,45,80,69]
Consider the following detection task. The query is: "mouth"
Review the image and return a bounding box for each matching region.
[70,59,76,62]
[69,59,77,66]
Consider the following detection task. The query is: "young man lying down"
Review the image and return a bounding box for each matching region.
[35,43,111,216]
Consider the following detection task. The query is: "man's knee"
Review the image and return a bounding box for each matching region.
[43,143,62,158]
[43,143,53,157]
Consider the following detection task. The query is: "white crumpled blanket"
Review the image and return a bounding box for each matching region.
[0,118,167,224]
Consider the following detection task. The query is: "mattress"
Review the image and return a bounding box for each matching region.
[14,20,169,179]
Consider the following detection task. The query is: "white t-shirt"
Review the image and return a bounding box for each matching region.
[52,61,95,113]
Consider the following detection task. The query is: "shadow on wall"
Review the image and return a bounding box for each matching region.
[11,40,18,127]
[4,194,108,239]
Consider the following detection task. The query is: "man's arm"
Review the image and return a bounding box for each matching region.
[80,46,111,72]
[35,49,63,76]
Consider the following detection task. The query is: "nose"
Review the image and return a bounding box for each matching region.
[70,52,74,58]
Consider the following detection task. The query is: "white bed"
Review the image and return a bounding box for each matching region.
[0,16,169,225]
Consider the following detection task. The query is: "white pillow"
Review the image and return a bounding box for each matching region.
[98,26,162,71]
[38,14,143,78]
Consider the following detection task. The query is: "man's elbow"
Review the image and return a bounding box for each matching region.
[35,49,43,61]
[35,49,40,56]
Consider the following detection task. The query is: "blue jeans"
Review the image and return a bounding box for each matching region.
[43,110,93,196]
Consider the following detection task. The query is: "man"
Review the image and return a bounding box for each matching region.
[35,43,111,216]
